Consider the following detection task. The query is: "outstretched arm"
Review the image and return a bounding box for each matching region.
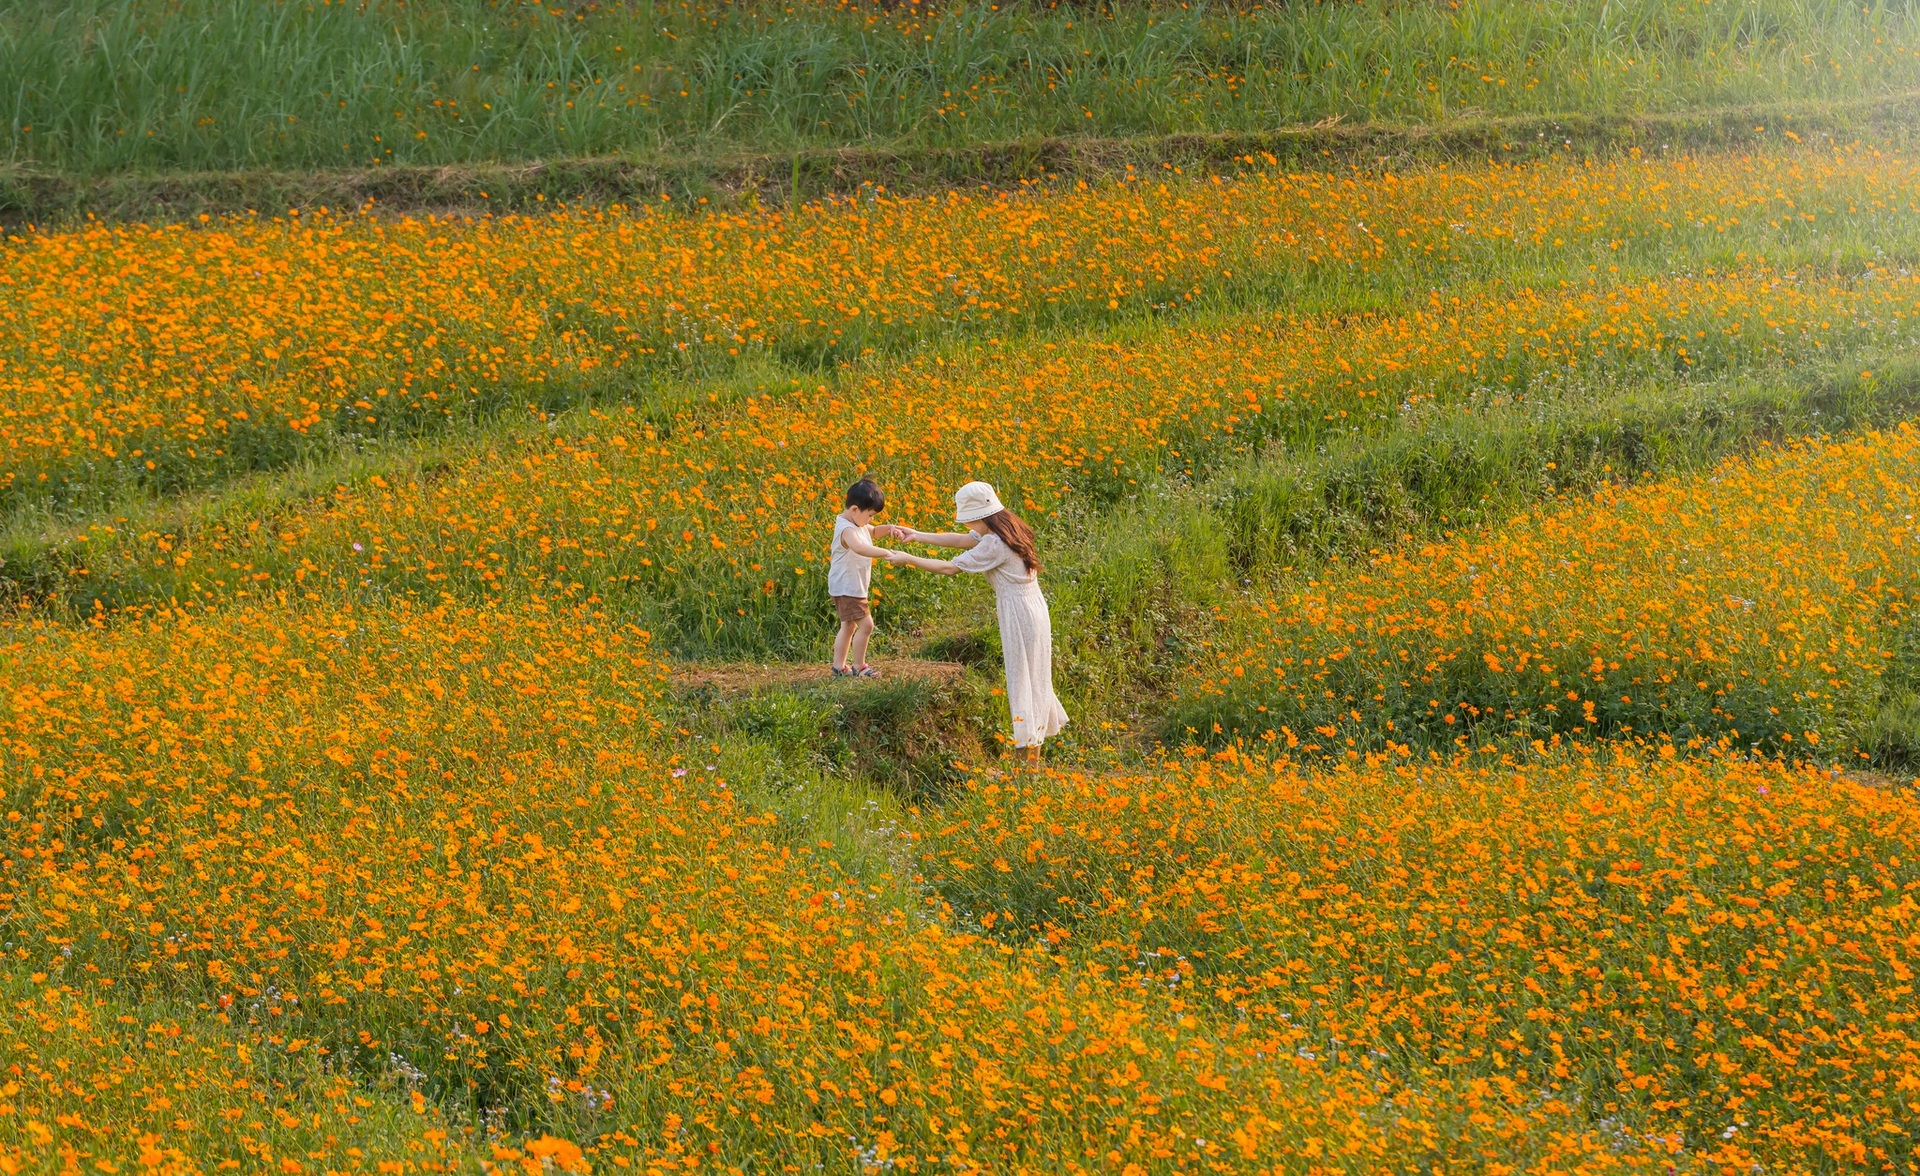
[840,531,896,559]
[899,527,979,550]
[888,550,962,575]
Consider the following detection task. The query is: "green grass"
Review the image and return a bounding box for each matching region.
[4,0,1920,184]
[8,88,1920,225]
[688,672,1002,800]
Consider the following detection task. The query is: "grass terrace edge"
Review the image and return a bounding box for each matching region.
[5,88,1919,227]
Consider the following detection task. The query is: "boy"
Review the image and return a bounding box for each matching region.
[829,477,906,678]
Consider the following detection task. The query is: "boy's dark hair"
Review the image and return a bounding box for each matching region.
[845,478,885,512]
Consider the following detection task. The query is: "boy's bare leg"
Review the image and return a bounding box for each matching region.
[832,621,856,670]
[849,616,876,668]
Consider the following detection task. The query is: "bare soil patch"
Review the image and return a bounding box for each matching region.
[675,657,969,693]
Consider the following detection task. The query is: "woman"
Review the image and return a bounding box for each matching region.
[887,481,1069,762]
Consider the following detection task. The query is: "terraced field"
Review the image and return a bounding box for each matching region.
[5,3,1920,1173]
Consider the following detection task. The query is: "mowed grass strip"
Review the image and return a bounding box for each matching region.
[11,89,1920,226]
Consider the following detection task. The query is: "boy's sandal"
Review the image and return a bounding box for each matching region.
[854,665,881,679]
[831,666,855,678]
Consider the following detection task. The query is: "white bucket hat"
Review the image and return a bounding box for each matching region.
[953,480,1006,523]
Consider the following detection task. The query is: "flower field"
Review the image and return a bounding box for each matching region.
[7,132,1920,1174]
[0,600,1557,1172]
[923,748,1920,1172]
[3,147,1914,514]
[1173,426,1920,756]
[35,257,1920,656]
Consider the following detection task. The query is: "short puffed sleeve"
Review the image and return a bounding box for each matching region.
[949,534,1009,574]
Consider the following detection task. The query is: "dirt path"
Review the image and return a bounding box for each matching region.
[675,657,969,693]
[1841,768,1919,791]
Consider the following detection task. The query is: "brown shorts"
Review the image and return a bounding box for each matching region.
[832,595,871,624]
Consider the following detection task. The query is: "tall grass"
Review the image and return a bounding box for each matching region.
[4,0,1919,175]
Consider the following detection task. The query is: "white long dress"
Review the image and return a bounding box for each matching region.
[950,534,1069,748]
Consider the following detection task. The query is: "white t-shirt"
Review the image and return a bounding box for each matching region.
[828,515,873,599]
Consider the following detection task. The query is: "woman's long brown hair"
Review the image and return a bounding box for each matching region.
[981,509,1041,573]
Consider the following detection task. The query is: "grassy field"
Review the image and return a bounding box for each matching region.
[6,0,1920,177]
[6,2,1920,1171]
[6,0,1920,224]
